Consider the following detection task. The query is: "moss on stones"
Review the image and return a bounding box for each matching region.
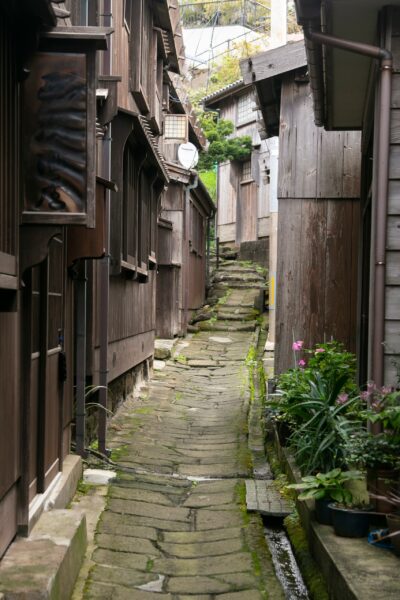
[284,512,329,600]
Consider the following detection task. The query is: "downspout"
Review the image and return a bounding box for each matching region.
[98,0,112,454]
[305,28,392,388]
[184,173,198,331]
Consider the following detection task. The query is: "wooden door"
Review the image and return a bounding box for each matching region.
[29,237,65,500]
[236,161,258,244]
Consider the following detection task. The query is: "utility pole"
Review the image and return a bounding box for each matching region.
[266,0,287,349]
[270,0,287,48]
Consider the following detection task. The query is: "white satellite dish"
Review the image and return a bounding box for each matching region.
[177,142,199,170]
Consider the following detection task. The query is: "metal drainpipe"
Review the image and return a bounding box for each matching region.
[305,29,392,388]
[98,0,112,455]
[184,173,199,331]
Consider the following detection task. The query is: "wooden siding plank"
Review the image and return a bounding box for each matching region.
[236,181,258,243]
[390,73,400,108]
[385,286,400,319]
[317,130,344,198]
[387,215,400,249]
[386,251,400,285]
[342,132,362,197]
[389,145,400,178]
[324,200,358,352]
[384,319,400,353]
[278,77,295,199]
[299,199,327,345]
[388,180,400,214]
[275,199,302,374]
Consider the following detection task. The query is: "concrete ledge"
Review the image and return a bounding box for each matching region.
[46,455,83,510]
[0,509,87,599]
[273,431,400,600]
[28,455,82,534]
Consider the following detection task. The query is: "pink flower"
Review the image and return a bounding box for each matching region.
[315,348,325,354]
[367,381,376,393]
[381,386,393,396]
[360,391,370,401]
[298,359,306,368]
[336,393,349,405]
[292,340,304,351]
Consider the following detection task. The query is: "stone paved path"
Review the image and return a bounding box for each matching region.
[83,264,284,600]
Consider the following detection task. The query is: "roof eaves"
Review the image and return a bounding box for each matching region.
[202,79,248,106]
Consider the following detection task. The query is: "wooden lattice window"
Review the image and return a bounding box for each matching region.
[237,92,255,125]
[241,160,252,182]
[164,114,188,142]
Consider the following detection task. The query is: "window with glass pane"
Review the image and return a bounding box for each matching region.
[164,114,188,142]
[241,160,252,181]
[237,93,255,125]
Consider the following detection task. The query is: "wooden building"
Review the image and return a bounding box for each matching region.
[241,40,362,374]
[294,0,400,387]
[0,0,211,559]
[157,75,215,338]
[203,81,271,250]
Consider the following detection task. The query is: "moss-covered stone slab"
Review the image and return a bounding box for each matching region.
[245,480,292,517]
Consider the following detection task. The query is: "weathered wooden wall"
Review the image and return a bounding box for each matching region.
[217,161,238,243]
[382,11,400,383]
[215,90,269,245]
[0,10,20,556]
[275,75,361,374]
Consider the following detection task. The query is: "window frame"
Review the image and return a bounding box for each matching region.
[236,91,255,126]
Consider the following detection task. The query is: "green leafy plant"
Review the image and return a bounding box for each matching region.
[197,114,252,170]
[287,468,363,504]
[288,372,362,474]
[345,431,400,470]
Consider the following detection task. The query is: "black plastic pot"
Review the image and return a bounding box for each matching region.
[315,498,332,525]
[329,503,371,538]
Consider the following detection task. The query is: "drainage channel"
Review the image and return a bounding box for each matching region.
[249,329,310,600]
[264,518,310,600]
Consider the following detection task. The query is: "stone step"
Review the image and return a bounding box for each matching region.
[213,274,265,284]
[0,509,86,600]
[216,312,258,322]
[216,267,265,276]
[197,320,258,332]
[213,282,266,290]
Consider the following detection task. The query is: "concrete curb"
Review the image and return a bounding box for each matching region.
[0,509,87,600]
[272,430,400,600]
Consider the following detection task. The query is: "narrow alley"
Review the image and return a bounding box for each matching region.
[81,263,284,599]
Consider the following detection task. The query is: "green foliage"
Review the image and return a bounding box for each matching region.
[199,169,217,202]
[287,468,363,504]
[197,113,252,170]
[268,342,361,474]
[345,431,400,470]
[287,372,361,474]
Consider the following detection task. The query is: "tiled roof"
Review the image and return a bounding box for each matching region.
[202,79,246,105]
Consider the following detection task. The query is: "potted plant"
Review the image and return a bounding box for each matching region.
[287,469,364,525]
[369,490,400,555]
[328,499,372,538]
[345,429,400,513]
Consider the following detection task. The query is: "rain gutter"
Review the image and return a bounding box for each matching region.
[304,27,392,387]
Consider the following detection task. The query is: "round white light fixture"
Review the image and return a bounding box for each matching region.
[177,142,199,170]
